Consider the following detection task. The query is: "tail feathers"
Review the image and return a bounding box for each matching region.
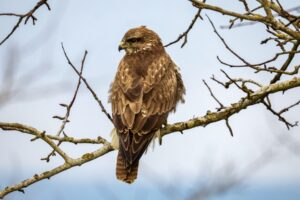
[116,152,138,184]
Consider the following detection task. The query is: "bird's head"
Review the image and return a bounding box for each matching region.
[119,26,163,54]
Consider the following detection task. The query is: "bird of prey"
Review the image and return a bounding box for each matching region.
[109,26,185,183]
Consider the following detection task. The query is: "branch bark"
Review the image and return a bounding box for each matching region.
[190,0,300,40]
[0,0,51,45]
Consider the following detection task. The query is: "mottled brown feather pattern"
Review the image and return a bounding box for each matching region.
[109,26,185,183]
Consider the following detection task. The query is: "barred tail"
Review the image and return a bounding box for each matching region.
[116,152,138,184]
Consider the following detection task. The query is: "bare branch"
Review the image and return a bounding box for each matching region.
[164,0,208,48]
[270,41,300,83]
[225,118,234,137]
[191,0,300,40]
[278,99,300,115]
[220,50,300,69]
[218,56,300,75]
[262,100,298,130]
[224,78,263,89]
[0,135,112,199]
[203,79,225,111]
[0,0,51,45]
[211,75,226,87]
[160,77,300,137]
[220,5,263,29]
[55,51,87,136]
[239,0,250,12]
[1,122,107,145]
[42,50,87,162]
[61,43,113,123]
[207,15,300,76]
[220,70,246,93]
[0,123,72,163]
[164,7,204,48]
[206,15,252,67]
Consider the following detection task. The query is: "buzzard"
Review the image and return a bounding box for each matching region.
[109,26,185,183]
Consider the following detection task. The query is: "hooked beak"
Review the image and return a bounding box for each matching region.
[118,41,126,52]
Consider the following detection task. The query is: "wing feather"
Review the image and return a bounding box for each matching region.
[109,51,185,168]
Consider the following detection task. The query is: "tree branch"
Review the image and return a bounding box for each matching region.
[0,141,113,199]
[41,50,87,162]
[61,43,113,123]
[1,76,299,198]
[190,0,300,40]
[164,2,205,48]
[206,15,300,76]
[0,0,51,46]
[160,77,300,137]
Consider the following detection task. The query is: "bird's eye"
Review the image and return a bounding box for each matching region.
[126,37,142,43]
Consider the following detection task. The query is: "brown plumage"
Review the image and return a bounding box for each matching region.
[109,26,185,183]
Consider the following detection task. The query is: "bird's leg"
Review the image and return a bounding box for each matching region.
[110,128,119,150]
[154,129,162,145]
[155,121,167,145]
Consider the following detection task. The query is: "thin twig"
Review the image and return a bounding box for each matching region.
[191,0,300,40]
[239,0,250,12]
[206,15,252,67]
[220,5,264,29]
[220,5,300,29]
[225,118,234,137]
[278,100,300,115]
[203,79,225,111]
[224,78,262,89]
[211,75,226,87]
[218,50,300,69]
[61,43,113,123]
[220,70,246,93]
[164,1,206,48]
[270,41,300,83]
[55,50,87,136]
[207,15,300,75]
[42,52,87,162]
[262,101,298,130]
[0,0,50,45]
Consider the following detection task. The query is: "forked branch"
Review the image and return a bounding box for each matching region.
[0,0,51,45]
